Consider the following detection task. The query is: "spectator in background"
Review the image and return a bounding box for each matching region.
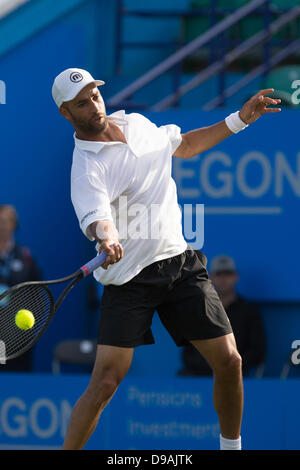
[0,205,41,372]
[179,255,266,377]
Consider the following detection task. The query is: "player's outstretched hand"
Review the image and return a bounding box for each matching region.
[239,88,281,125]
[99,240,123,270]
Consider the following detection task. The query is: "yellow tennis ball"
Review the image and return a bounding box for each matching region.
[15,309,35,330]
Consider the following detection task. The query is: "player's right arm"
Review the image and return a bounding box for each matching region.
[71,161,123,270]
[87,220,123,270]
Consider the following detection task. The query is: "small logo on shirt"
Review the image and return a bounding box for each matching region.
[70,72,83,83]
[81,210,100,225]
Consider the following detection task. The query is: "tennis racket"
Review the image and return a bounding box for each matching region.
[0,251,108,362]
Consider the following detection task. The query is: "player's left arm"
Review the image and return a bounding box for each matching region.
[174,88,281,159]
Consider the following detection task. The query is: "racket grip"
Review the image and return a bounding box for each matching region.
[80,252,107,277]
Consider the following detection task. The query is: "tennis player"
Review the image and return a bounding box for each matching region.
[52,68,281,450]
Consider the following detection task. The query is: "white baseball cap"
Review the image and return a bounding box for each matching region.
[52,68,105,108]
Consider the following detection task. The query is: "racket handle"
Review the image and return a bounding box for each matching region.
[80,252,107,277]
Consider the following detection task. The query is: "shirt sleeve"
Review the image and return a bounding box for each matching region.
[159,124,183,155]
[71,170,113,241]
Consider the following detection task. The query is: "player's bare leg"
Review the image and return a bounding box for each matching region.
[62,345,134,450]
[190,333,243,440]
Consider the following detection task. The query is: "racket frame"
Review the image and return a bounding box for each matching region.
[0,251,107,361]
[0,270,84,361]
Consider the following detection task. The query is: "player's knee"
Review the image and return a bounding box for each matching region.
[87,376,119,409]
[99,376,119,400]
[214,350,242,378]
[228,351,242,375]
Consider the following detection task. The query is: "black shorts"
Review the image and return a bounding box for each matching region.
[98,247,232,348]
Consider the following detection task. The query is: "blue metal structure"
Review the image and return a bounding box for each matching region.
[109,0,300,110]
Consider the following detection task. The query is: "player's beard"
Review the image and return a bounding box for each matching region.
[70,111,108,136]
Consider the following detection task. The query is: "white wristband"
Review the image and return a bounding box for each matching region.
[225,111,249,134]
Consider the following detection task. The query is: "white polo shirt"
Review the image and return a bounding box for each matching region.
[71,110,187,285]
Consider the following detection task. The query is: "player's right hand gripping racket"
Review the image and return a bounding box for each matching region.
[0,252,107,363]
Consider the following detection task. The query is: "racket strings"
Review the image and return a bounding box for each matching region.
[0,285,52,361]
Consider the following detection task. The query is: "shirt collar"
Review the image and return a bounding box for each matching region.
[74,110,128,154]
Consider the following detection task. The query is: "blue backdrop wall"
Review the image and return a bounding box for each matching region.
[0,373,299,450]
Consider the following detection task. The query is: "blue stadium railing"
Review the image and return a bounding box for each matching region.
[109,0,300,111]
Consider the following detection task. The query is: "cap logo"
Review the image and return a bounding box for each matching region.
[70,72,83,83]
